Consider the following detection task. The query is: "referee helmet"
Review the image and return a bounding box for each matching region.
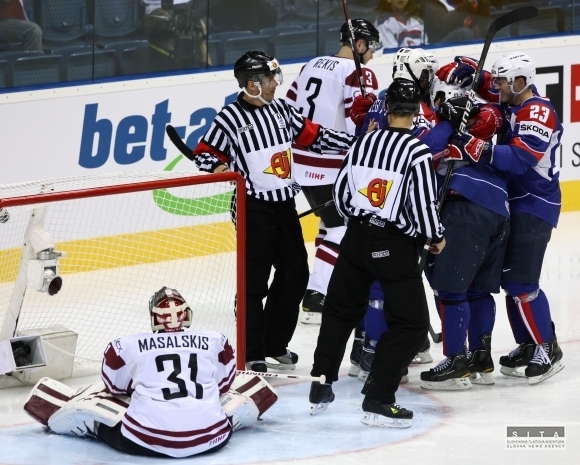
[234,51,283,89]
[386,79,421,115]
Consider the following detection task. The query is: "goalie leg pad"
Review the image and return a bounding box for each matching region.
[220,391,260,431]
[47,382,129,437]
[24,377,78,426]
[230,373,278,416]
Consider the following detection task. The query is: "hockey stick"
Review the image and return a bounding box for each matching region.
[237,370,326,383]
[297,199,335,219]
[166,124,195,161]
[339,0,366,97]
[418,5,539,344]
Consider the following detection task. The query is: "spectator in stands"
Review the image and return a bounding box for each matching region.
[0,0,42,52]
[423,0,490,44]
[374,0,427,49]
[208,0,277,34]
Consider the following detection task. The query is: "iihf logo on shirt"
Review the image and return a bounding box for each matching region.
[358,178,393,208]
[274,113,286,128]
[264,148,292,179]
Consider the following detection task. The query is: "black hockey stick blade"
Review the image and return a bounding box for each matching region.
[297,199,335,219]
[166,124,195,161]
[429,325,442,344]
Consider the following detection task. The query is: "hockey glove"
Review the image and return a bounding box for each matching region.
[446,133,493,168]
[350,93,377,128]
[436,56,481,89]
[436,97,480,130]
[467,104,503,141]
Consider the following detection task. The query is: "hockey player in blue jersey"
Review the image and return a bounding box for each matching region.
[438,52,564,385]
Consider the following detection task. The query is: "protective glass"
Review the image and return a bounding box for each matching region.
[368,40,383,58]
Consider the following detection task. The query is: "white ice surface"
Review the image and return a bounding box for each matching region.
[1,212,579,465]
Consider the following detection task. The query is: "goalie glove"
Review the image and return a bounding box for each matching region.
[436,56,481,89]
[436,97,480,130]
[446,133,493,168]
[467,104,503,141]
[350,93,377,129]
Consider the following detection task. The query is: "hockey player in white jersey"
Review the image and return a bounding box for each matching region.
[23,287,277,458]
[286,18,381,325]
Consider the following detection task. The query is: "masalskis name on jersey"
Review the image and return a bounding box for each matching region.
[138,334,209,352]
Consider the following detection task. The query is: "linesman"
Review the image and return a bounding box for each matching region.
[309,79,445,428]
[191,51,355,373]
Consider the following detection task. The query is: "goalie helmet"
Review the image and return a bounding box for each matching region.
[386,79,421,115]
[491,51,536,95]
[392,48,434,96]
[149,287,192,333]
[430,78,466,110]
[339,19,383,57]
[234,51,283,89]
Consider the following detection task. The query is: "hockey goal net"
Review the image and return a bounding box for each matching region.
[0,171,245,373]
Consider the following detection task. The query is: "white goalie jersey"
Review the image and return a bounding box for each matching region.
[286,56,378,186]
[101,330,236,458]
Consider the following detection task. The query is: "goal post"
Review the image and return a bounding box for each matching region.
[0,171,246,381]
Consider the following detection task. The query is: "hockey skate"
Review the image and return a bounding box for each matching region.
[525,335,564,385]
[348,330,364,377]
[265,350,298,371]
[420,353,472,390]
[467,335,495,386]
[357,338,376,382]
[411,337,433,364]
[301,290,324,325]
[499,342,535,378]
[309,381,334,415]
[246,360,267,373]
[361,398,413,428]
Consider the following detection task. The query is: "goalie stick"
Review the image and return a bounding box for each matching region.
[418,5,539,344]
[237,371,326,383]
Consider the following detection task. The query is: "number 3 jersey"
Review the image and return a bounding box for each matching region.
[101,330,236,458]
[286,56,378,186]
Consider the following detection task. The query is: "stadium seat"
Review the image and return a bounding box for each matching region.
[308,21,343,56]
[65,50,116,81]
[103,40,150,74]
[259,25,303,55]
[93,0,142,42]
[223,35,271,66]
[208,31,253,66]
[37,0,91,45]
[274,30,317,60]
[0,60,6,88]
[11,55,61,87]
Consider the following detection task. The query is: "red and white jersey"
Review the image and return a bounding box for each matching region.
[286,56,378,186]
[413,101,437,137]
[101,330,236,458]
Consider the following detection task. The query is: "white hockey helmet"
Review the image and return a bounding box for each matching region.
[491,51,536,95]
[392,48,434,95]
[430,78,466,109]
[424,50,440,73]
[149,287,192,333]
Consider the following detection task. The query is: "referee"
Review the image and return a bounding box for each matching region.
[191,51,355,373]
[309,79,445,428]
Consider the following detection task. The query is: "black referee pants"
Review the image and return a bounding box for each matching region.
[244,195,309,362]
[311,220,429,404]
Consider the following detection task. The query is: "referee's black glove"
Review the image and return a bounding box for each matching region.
[436,97,480,130]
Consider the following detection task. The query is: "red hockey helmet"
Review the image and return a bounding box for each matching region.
[149,287,192,333]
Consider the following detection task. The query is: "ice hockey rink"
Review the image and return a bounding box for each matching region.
[1,211,579,465]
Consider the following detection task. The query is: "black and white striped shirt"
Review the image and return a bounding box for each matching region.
[193,93,355,201]
[334,127,444,241]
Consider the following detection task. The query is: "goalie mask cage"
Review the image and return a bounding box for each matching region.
[0,171,246,373]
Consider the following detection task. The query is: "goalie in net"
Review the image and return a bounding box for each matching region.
[23,287,277,458]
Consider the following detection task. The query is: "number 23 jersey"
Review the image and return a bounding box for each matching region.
[286,56,378,186]
[101,330,236,457]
